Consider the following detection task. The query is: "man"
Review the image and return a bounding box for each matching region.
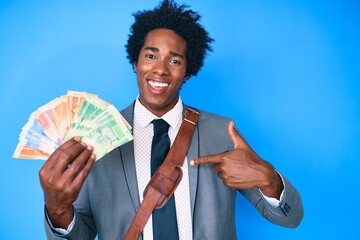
[40,0,303,239]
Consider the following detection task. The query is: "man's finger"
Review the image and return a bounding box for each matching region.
[228,120,248,149]
[43,137,82,170]
[53,138,88,173]
[72,152,95,190]
[190,154,221,166]
[64,145,94,180]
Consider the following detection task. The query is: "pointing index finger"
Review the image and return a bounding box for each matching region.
[190,154,221,166]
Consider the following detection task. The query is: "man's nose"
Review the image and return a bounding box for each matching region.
[153,59,170,75]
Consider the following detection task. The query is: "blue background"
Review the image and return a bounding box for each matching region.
[1,0,359,239]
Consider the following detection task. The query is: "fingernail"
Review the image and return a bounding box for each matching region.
[87,145,94,151]
[74,136,81,142]
[190,160,195,166]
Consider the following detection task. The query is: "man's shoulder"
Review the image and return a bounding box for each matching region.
[187,105,233,149]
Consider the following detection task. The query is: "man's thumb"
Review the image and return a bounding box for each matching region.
[228,120,247,149]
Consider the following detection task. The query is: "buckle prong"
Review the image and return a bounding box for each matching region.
[184,118,196,125]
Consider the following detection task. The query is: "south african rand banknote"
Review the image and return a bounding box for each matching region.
[13,91,133,161]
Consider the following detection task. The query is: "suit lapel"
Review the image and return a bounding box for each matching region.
[120,140,140,210]
[119,102,141,210]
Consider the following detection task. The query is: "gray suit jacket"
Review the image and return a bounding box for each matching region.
[45,102,303,240]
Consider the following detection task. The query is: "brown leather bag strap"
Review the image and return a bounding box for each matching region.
[124,107,200,240]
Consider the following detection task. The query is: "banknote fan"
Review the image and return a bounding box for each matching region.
[13,90,133,161]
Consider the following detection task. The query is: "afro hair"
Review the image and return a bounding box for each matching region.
[125,0,214,77]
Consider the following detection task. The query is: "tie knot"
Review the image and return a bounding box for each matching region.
[152,119,170,134]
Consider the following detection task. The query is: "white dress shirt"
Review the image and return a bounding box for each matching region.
[133,97,193,240]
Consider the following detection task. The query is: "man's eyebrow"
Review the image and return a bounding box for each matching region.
[170,51,185,59]
[144,47,159,52]
[143,47,185,59]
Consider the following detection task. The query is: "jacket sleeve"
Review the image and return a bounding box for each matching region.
[239,174,304,228]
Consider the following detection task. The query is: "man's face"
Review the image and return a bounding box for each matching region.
[134,29,189,117]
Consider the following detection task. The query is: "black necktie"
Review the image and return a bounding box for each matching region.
[151,119,179,240]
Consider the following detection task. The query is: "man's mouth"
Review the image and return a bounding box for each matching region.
[148,80,169,88]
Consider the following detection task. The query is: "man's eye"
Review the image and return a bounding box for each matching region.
[170,59,180,64]
[145,54,155,59]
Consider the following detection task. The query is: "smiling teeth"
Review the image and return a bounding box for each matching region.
[148,80,169,88]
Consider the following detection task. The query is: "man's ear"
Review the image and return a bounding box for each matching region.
[133,62,138,72]
[183,73,190,82]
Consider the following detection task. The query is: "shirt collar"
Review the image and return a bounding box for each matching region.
[134,97,183,129]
